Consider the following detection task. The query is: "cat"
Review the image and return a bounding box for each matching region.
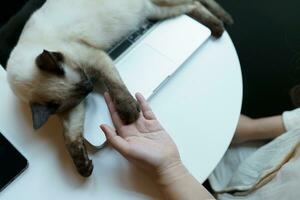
[6,0,203,177]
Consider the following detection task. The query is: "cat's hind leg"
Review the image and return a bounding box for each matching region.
[59,101,93,177]
[197,0,233,25]
[148,1,199,20]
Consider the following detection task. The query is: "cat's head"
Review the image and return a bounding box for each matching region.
[7,49,95,129]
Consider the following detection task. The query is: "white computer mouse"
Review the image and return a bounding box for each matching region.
[84,92,111,149]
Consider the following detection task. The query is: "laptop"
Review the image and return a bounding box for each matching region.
[84,15,211,148]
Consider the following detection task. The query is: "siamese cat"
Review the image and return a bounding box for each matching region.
[6,0,231,177]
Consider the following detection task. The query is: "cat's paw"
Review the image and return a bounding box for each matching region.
[207,19,224,38]
[67,138,94,177]
[76,158,93,177]
[188,1,226,38]
[114,95,140,124]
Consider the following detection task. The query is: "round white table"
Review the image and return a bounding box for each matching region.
[0,31,242,200]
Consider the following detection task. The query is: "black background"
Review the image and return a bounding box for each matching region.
[217,0,300,117]
[0,0,27,25]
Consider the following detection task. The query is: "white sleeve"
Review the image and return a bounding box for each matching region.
[282,108,300,131]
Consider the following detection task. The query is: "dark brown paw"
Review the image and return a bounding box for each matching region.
[198,0,234,26]
[67,138,93,177]
[189,10,225,38]
[188,1,227,38]
[76,159,93,177]
[114,95,140,124]
[209,19,225,38]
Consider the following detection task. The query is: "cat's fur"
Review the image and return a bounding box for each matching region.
[7,0,199,177]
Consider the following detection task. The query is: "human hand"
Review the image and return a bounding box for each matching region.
[100,92,181,175]
[188,0,233,37]
[100,93,215,199]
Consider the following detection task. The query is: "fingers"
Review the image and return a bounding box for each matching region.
[188,2,225,37]
[105,91,156,122]
[104,92,124,129]
[199,0,233,25]
[100,124,130,156]
[135,93,157,120]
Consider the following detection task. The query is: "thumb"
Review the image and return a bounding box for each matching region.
[100,124,130,156]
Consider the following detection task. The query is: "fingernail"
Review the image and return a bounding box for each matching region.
[100,124,105,130]
[136,92,142,98]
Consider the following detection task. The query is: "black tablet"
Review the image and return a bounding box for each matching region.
[0,132,28,192]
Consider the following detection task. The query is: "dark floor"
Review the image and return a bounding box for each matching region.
[0,0,46,66]
[218,0,300,117]
[0,0,27,25]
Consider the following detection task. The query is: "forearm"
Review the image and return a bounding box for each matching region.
[232,115,286,144]
[252,116,286,139]
[157,163,214,200]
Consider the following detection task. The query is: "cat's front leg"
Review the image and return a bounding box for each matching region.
[59,101,93,177]
[104,80,140,124]
[84,50,140,124]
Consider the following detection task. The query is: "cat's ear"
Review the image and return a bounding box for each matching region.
[30,102,59,129]
[36,50,65,76]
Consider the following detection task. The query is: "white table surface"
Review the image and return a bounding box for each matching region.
[0,31,242,200]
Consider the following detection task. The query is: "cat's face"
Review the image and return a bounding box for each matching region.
[9,50,94,129]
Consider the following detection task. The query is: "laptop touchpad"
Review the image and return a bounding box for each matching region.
[116,44,176,98]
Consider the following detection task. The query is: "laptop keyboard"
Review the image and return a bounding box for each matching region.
[107,21,156,60]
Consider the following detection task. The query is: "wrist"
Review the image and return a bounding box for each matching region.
[156,161,189,186]
[253,116,286,140]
